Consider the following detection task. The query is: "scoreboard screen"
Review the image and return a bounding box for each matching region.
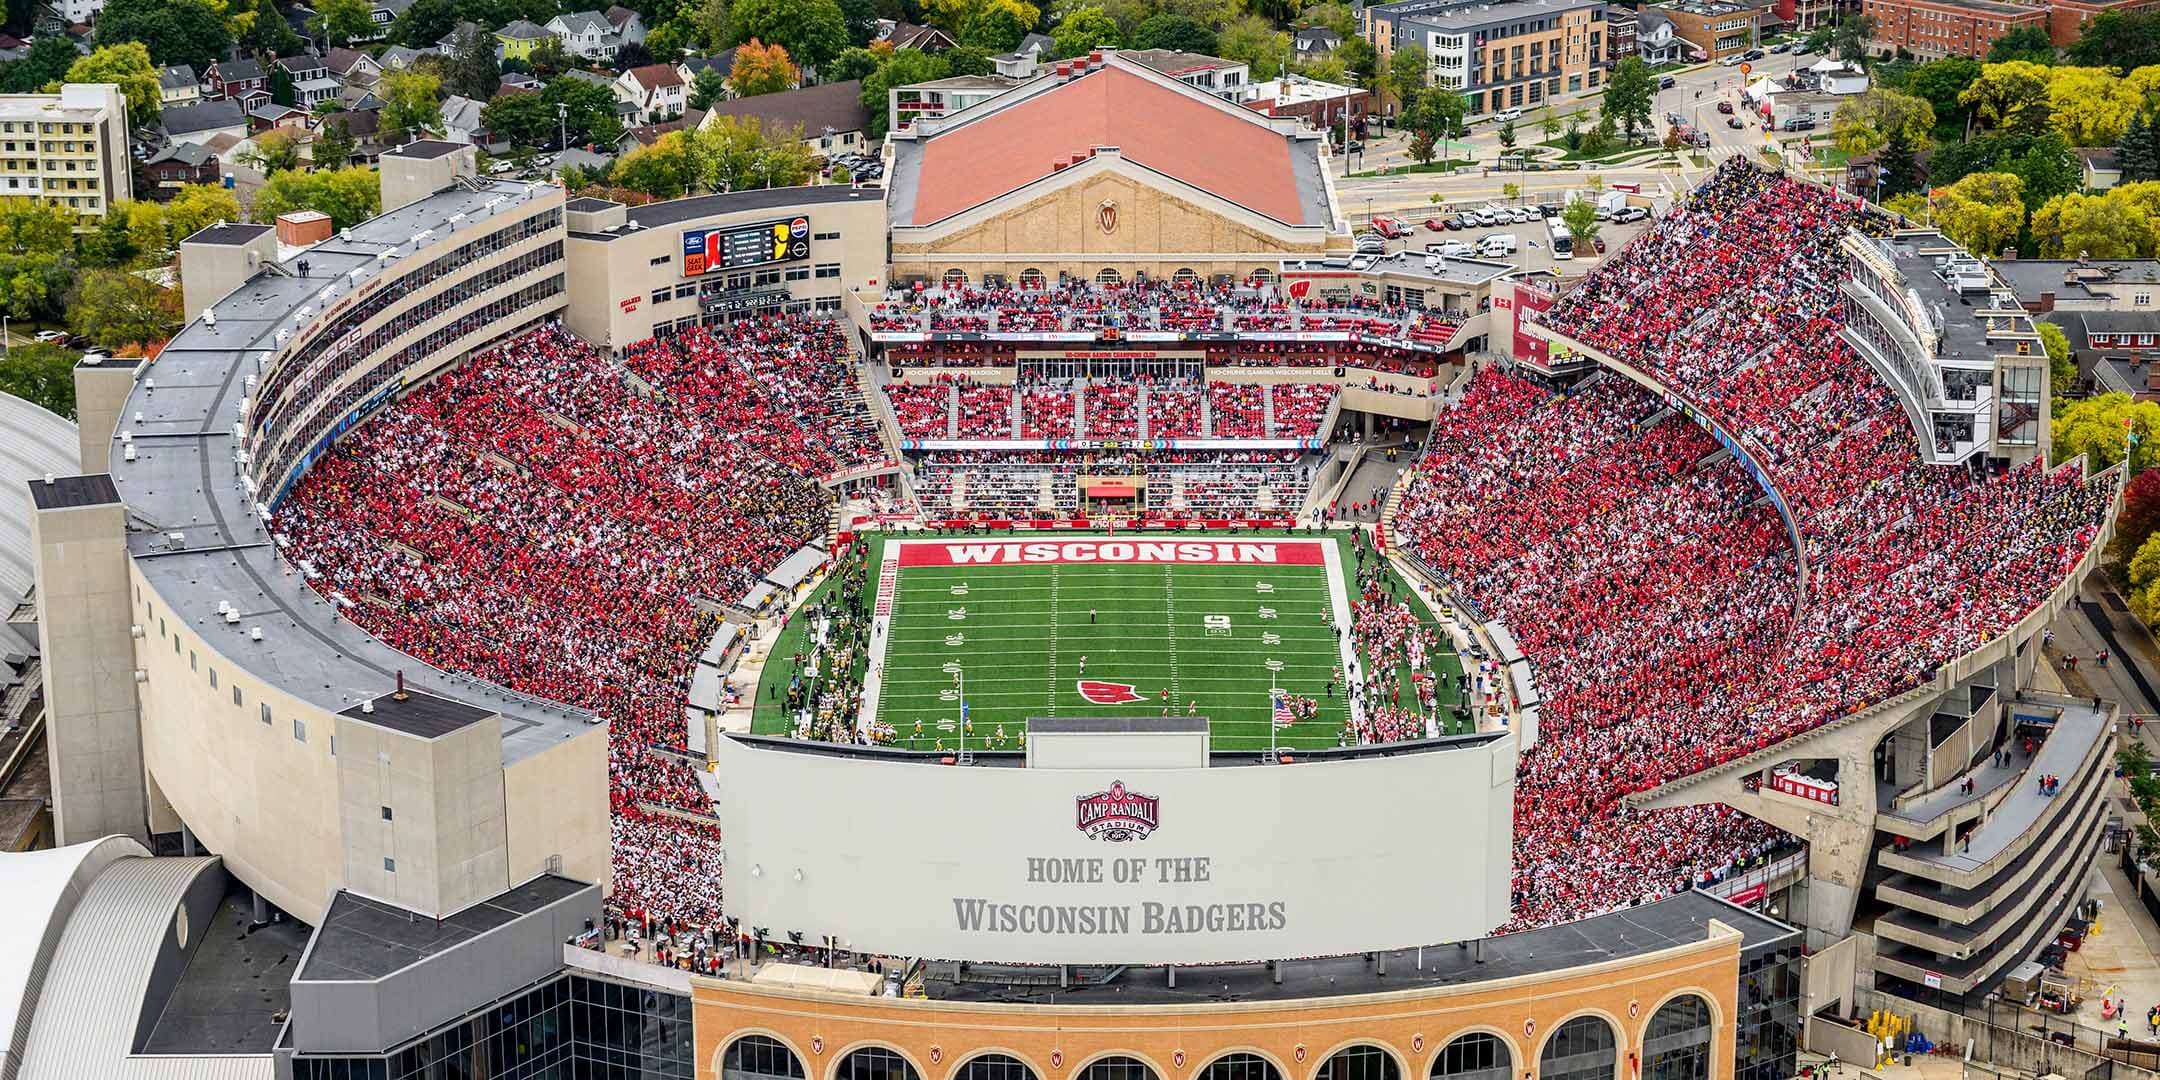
[682,216,811,276]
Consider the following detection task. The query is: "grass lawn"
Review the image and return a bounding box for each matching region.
[751,530,1465,753]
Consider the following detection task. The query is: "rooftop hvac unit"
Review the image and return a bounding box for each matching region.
[223,609,240,624]
[249,626,263,641]
[123,444,136,462]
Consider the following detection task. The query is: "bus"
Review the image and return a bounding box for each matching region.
[1548,218,1574,261]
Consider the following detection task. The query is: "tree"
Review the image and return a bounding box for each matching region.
[1987,26,2055,65]
[1538,105,1558,141]
[394,0,461,46]
[1383,42,1426,110]
[1823,14,1873,64]
[1561,197,1599,247]
[2031,190,2159,258]
[1052,5,1121,57]
[1904,57,1978,133]
[542,72,626,144]
[67,270,178,351]
[241,0,303,54]
[2053,392,2160,473]
[318,118,359,167]
[239,129,305,172]
[1876,123,1921,197]
[312,0,376,47]
[839,0,878,44]
[860,47,948,136]
[1218,14,1287,80]
[270,65,298,107]
[2069,9,2160,71]
[1496,117,1516,149]
[616,41,657,69]
[1601,56,1654,144]
[2047,66,2141,146]
[956,0,1037,51]
[944,44,992,74]
[251,166,383,230]
[93,0,232,70]
[1960,60,2050,132]
[1500,181,1520,204]
[1132,13,1213,54]
[690,114,814,190]
[380,70,444,138]
[1926,129,2078,213]
[729,38,798,95]
[482,92,552,145]
[446,25,502,98]
[825,46,884,82]
[0,38,79,93]
[646,18,694,61]
[2125,113,2160,183]
[2113,467,2160,567]
[0,343,74,419]
[1402,86,1465,146]
[65,42,163,128]
[611,129,694,195]
[1833,87,1934,158]
[1407,128,1435,165]
[165,183,242,241]
[529,36,575,76]
[2038,319,2076,398]
[689,65,729,108]
[730,0,849,70]
[1932,172,2025,255]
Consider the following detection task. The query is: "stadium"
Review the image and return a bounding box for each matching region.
[1,50,2124,1080]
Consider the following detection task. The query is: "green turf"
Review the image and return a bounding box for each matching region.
[749,530,1465,752]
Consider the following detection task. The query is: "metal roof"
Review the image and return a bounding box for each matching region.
[15,852,272,1080]
[0,837,152,1080]
[0,391,76,656]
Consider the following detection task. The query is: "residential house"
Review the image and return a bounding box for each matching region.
[137,141,219,199]
[497,19,553,61]
[991,32,1053,76]
[2046,310,2160,397]
[320,108,384,163]
[439,94,509,151]
[280,55,342,109]
[159,65,201,108]
[338,83,387,111]
[678,49,737,94]
[874,19,957,50]
[618,64,686,123]
[54,0,101,26]
[697,78,869,156]
[205,59,270,110]
[1293,26,1342,57]
[2080,148,2123,190]
[1122,49,1251,100]
[605,5,647,45]
[365,0,418,41]
[1604,8,1637,63]
[616,115,690,153]
[435,21,485,54]
[248,102,311,133]
[565,67,638,122]
[160,98,249,147]
[1636,9,1682,62]
[554,144,614,178]
[325,47,382,87]
[500,71,544,92]
[0,35,25,63]
[549,10,623,61]
[277,53,330,83]
[377,45,427,71]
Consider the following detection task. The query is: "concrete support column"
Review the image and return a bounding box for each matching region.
[252,890,268,924]
[181,825,197,856]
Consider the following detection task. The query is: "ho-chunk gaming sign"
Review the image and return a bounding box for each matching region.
[713,734,1511,965]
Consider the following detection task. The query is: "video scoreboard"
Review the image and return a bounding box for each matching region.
[682,216,811,277]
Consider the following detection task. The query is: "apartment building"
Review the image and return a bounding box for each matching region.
[1860,0,2047,58]
[1364,0,1607,116]
[1777,0,1835,31]
[0,84,132,221]
[1647,0,1770,60]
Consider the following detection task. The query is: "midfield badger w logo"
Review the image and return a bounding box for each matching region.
[1076,781,1160,842]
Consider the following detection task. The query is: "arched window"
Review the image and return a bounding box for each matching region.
[1430,1033,1511,1080]
[1198,1053,1281,1080]
[1645,997,1714,1080]
[1540,1017,1617,1080]
[723,1036,805,1080]
[958,1055,1037,1080]
[943,268,968,288]
[1095,267,1123,285]
[1076,1056,1156,1080]
[1019,268,1046,289]
[1173,267,1200,285]
[838,1047,920,1080]
[1315,1045,1398,1080]
[1250,267,1274,284]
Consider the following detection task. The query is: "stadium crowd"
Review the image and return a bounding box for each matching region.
[1393,161,2115,928]
[278,318,880,941]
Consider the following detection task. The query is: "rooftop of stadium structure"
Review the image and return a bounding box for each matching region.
[886,54,1338,231]
[1280,249,1517,287]
[1852,229,2036,367]
[105,176,600,763]
[565,183,882,240]
[921,889,1796,1004]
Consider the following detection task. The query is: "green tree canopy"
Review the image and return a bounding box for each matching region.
[251,166,383,230]
[92,0,231,70]
[0,343,75,419]
[2068,9,2160,70]
[729,0,849,70]
[859,46,948,137]
[65,42,163,127]
[1052,5,1121,56]
[394,0,462,46]
[2054,392,2160,473]
[312,0,376,47]
[1132,13,1214,53]
[1987,25,2055,64]
[1601,56,1654,143]
[67,269,179,350]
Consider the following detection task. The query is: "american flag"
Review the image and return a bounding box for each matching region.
[1272,690,1295,728]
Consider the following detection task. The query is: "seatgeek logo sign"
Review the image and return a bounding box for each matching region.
[898,539,1327,566]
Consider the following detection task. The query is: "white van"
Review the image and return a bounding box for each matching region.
[1431,240,1475,258]
[1478,233,1519,257]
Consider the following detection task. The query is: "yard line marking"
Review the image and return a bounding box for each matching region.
[1047,563,1060,716]
[1164,562,1179,702]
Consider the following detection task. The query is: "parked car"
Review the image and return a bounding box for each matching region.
[1728,115,1744,128]
[1785,118,1816,132]
[1494,108,1523,122]
[1667,111,1686,126]
[33,330,66,343]
[1593,235,1607,253]
[1536,203,1560,218]
[1612,206,1649,224]
[1791,43,1814,55]
[1372,217,1410,238]
[1424,217,1447,232]
[1717,100,1735,114]
[1741,48,1764,61]
[1719,53,1745,66]
[1658,75,1677,89]
[1447,214,1471,229]
[1769,41,1789,52]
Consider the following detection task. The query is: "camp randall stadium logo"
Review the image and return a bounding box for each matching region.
[1076,780,1160,842]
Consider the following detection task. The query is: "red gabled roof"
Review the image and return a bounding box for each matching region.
[629,63,684,90]
[910,65,1304,227]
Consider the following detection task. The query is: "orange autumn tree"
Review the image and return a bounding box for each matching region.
[729,39,799,98]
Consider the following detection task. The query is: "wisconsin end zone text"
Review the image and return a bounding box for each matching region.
[898,540,1329,567]
[952,899,1291,935]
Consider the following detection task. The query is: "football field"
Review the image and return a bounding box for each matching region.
[865,532,1360,752]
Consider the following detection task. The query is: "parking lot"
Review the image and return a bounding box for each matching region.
[1359,203,1657,276]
